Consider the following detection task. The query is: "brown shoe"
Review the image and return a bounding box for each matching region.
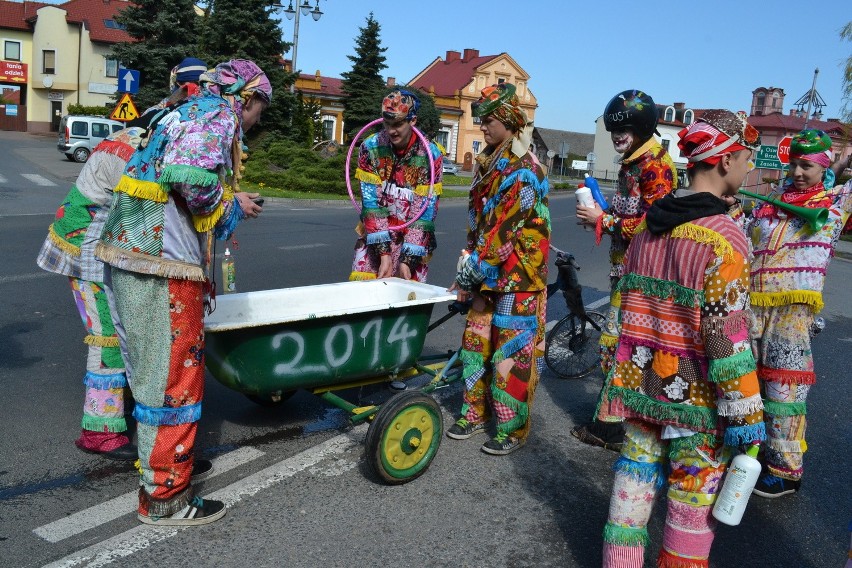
[570,424,623,452]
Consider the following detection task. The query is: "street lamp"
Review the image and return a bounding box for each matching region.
[277,0,324,93]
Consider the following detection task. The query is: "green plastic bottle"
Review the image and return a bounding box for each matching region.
[222,248,236,293]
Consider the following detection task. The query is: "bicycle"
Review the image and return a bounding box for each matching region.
[544,245,607,379]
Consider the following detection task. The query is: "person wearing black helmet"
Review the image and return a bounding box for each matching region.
[574,89,677,452]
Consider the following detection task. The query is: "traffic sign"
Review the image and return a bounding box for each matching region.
[110,93,139,122]
[755,145,783,170]
[117,68,140,94]
[778,135,792,164]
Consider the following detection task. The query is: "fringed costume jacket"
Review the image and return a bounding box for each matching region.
[96,95,245,282]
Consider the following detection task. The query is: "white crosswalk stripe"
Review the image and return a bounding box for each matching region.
[21,173,56,186]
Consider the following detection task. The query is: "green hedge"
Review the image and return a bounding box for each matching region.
[243,140,350,195]
[67,104,111,117]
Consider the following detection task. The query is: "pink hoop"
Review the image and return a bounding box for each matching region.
[345,117,436,231]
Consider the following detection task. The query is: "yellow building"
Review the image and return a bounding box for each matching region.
[410,48,537,170]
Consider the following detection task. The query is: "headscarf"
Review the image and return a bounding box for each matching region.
[677,109,761,169]
[200,59,273,112]
[790,129,832,168]
[471,83,528,132]
[169,57,208,91]
[381,89,420,121]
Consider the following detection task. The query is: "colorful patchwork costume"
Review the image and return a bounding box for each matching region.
[452,83,550,453]
[603,110,764,567]
[349,89,442,282]
[96,59,271,520]
[37,127,146,457]
[746,129,852,487]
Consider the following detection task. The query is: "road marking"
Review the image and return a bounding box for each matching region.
[41,429,364,567]
[21,173,56,186]
[34,446,264,543]
[277,243,329,251]
[0,272,53,285]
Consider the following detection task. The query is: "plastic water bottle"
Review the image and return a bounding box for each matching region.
[575,184,594,231]
[712,444,761,526]
[222,248,236,293]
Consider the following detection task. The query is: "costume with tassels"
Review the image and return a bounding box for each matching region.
[36,127,146,457]
[746,129,852,484]
[349,89,442,282]
[96,59,271,518]
[602,111,764,568]
[451,83,550,451]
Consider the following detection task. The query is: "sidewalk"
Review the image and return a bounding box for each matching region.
[835,237,852,261]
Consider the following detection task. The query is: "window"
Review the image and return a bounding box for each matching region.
[472,140,481,154]
[321,117,335,141]
[92,123,111,138]
[772,96,778,109]
[43,50,56,74]
[683,110,693,125]
[756,93,765,108]
[497,78,505,84]
[661,139,670,151]
[4,40,21,61]
[664,107,674,122]
[71,121,88,136]
[435,130,449,150]
[103,19,126,30]
[105,58,118,78]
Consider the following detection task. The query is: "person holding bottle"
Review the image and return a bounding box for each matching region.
[348,89,442,282]
[574,89,677,452]
[97,59,268,526]
[446,83,550,456]
[746,129,852,497]
[601,110,764,567]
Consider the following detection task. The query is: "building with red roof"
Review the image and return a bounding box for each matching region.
[410,48,538,169]
[0,0,134,133]
[292,69,347,144]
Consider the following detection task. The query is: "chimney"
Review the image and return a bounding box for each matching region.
[673,102,684,110]
[386,77,396,87]
[445,50,461,63]
[462,48,479,61]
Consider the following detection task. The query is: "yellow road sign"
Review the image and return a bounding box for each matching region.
[110,93,139,122]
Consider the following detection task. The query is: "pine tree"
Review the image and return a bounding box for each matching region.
[111,0,201,111]
[341,13,388,140]
[198,0,295,138]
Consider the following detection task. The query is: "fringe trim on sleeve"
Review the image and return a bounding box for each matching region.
[94,139,136,162]
[95,242,206,282]
[114,175,168,203]
[414,182,443,196]
[603,523,650,547]
[355,168,382,185]
[762,399,807,417]
[670,222,734,261]
[349,271,377,281]
[366,230,392,245]
[617,273,704,308]
[707,349,756,383]
[723,422,765,447]
[668,432,718,453]
[132,401,201,426]
[47,224,81,257]
[84,334,120,348]
[716,393,763,417]
[757,365,816,385]
[159,164,219,190]
[750,290,823,312]
[192,202,225,233]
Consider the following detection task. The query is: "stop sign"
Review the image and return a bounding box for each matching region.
[777,135,792,165]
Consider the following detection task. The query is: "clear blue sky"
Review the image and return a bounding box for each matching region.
[283,0,851,133]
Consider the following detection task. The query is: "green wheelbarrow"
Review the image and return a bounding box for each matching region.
[203,278,465,484]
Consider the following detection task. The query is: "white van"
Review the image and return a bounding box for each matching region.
[57,115,125,163]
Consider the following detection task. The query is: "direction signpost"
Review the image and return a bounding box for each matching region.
[116,68,140,94]
[754,145,783,170]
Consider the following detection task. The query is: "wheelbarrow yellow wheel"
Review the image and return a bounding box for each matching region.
[365,391,443,485]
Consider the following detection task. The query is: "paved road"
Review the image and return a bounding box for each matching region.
[0,131,850,567]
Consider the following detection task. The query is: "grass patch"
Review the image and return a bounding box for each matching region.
[442,174,470,186]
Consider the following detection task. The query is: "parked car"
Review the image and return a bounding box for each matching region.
[57,115,125,163]
[442,160,460,175]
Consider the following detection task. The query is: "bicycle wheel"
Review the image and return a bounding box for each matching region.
[544,311,607,379]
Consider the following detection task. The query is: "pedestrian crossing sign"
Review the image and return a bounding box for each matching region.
[110,93,139,122]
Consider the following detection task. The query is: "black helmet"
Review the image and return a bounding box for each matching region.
[603,89,659,138]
